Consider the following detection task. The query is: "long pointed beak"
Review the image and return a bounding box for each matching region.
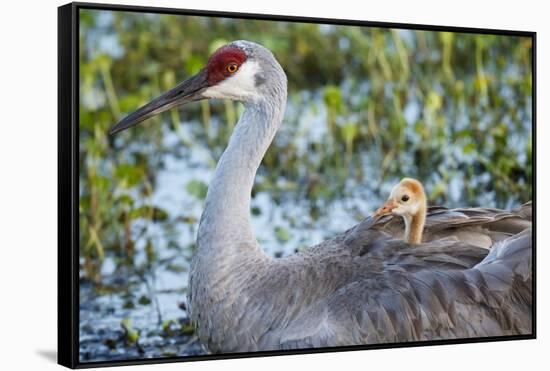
[109,69,210,135]
[373,198,398,217]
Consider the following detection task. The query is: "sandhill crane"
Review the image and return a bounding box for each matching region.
[110,40,532,353]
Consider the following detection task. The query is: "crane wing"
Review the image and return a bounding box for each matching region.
[279,229,532,349]
[372,202,532,249]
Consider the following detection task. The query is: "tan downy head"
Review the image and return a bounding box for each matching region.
[374,178,427,244]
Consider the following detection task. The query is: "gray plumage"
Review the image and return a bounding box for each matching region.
[190,204,532,352]
[109,40,532,354]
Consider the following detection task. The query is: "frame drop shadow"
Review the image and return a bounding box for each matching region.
[36,349,57,363]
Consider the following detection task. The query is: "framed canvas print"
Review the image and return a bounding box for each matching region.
[58,2,536,368]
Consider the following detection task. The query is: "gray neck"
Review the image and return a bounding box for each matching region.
[197,95,286,254]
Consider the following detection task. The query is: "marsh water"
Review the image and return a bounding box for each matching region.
[78,10,532,362]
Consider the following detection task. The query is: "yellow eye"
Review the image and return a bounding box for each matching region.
[226,63,238,73]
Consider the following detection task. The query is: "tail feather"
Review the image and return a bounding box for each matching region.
[476,228,532,277]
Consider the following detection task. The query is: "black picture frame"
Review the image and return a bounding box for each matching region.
[58,2,537,368]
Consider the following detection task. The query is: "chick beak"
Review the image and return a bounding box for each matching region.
[373,198,398,217]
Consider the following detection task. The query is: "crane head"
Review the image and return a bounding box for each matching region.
[109,40,284,135]
[374,178,427,218]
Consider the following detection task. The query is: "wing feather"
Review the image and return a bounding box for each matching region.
[277,224,532,349]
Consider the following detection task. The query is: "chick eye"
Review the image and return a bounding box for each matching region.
[226,63,238,73]
[401,195,410,202]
